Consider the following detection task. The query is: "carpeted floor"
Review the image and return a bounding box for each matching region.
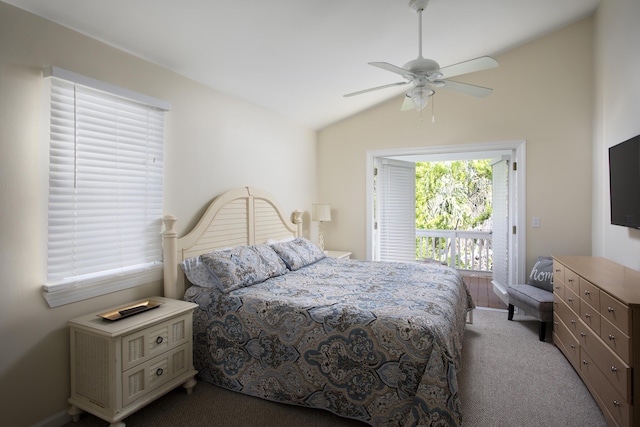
[64,309,607,427]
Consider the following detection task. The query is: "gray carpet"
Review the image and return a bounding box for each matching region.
[65,309,607,427]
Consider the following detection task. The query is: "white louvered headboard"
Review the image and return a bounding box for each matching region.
[162,187,303,299]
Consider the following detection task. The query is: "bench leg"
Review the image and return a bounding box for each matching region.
[539,322,546,341]
[508,304,514,320]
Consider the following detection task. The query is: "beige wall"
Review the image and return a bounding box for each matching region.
[592,0,640,270]
[0,3,316,426]
[318,17,595,272]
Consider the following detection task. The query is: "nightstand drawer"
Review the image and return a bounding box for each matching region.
[122,313,191,371]
[122,343,191,406]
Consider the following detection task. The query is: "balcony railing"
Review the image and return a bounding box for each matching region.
[416,229,492,274]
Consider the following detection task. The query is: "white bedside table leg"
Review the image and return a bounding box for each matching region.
[68,405,83,422]
[183,377,197,395]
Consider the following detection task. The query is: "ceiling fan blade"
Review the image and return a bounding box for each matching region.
[344,81,408,97]
[400,94,415,111]
[440,80,493,97]
[369,62,415,79]
[438,56,499,79]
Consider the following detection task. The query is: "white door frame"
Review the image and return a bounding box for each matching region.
[365,140,527,285]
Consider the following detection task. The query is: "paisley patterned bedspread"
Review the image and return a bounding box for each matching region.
[184,257,474,426]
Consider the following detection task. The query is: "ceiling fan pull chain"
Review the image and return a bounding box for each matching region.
[432,94,435,123]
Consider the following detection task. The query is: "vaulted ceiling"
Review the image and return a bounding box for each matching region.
[4,0,600,129]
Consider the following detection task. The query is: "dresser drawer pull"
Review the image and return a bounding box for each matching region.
[585,313,591,318]
[568,279,574,283]
[613,400,620,407]
[156,368,164,377]
[611,366,618,373]
[607,306,614,313]
[584,290,590,296]
[156,336,164,345]
[555,268,561,272]
[608,334,615,341]
[570,320,576,325]
[568,297,574,302]
[553,322,558,326]
[570,344,576,349]
[580,332,586,337]
[582,359,588,365]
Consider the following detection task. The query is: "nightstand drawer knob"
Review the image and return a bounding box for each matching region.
[156,368,164,377]
[156,336,164,345]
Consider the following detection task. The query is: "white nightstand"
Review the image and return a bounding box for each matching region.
[324,250,352,259]
[67,296,198,427]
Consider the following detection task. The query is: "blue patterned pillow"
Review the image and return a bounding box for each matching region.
[200,245,288,293]
[180,256,222,288]
[270,237,326,271]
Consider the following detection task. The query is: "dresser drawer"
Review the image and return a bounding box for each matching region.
[576,317,598,354]
[564,269,580,296]
[580,349,630,427]
[563,287,580,314]
[579,278,600,310]
[579,298,601,334]
[553,313,579,368]
[584,337,631,401]
[122,313,191,371]
[122,343,191,406]
[553,261,565,285]
[600,293,630,336]
[601,318,631,365]
[553,279,565,300]
[554,296,579,336]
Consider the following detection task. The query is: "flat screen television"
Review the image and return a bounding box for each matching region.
[609,134,640,229]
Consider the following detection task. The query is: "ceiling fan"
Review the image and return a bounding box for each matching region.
[344,0,499,112]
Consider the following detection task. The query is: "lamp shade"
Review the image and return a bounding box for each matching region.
[312,204,331,222]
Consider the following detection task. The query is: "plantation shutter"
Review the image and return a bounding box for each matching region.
[376,158,416,262]
[43,67,169,307]
[491,158,509,291]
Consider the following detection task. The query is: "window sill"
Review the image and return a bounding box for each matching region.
[43,265,163,308]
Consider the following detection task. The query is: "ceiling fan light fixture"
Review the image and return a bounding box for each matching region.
[408,86,434,112]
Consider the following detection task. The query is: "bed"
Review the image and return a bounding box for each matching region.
[162,187,474,426]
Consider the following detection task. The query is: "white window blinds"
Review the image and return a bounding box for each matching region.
[491,158,509,292]
[376,158,416,262]
[43,68,169,307]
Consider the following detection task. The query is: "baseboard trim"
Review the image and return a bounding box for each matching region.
[32,410,71,427]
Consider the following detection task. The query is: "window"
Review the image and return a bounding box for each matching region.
[43,67,170,307]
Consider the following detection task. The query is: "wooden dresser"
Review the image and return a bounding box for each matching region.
[553,256,640,427]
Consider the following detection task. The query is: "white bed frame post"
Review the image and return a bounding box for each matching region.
[162,214,179,299]
[292,210,303,237]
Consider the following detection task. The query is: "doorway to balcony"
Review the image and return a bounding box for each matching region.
[365,140,526,306]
